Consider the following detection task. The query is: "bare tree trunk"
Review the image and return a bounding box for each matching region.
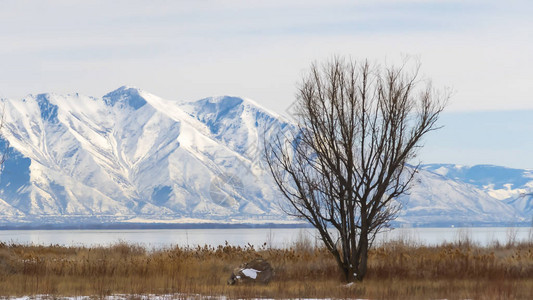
[356,231,369,281]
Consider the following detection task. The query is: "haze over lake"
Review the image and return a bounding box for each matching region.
[1,227,531,249]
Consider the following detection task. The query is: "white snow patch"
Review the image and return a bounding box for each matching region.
[242,268,260,279]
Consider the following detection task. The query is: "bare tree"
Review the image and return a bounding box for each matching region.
[265,57,448,282]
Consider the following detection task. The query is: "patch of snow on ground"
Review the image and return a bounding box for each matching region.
[242,268,260,279]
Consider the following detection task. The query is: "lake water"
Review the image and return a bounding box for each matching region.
[0,227,531,249]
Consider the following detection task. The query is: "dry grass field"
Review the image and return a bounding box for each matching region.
[0,236,532,299]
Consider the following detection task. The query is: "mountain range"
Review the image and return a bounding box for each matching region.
[0,87,531,227]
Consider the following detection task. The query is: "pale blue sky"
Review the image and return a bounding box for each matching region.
[0,0,532,168]
[420,110,533,169]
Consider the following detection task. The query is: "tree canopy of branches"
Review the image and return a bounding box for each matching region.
[265,57,448,282]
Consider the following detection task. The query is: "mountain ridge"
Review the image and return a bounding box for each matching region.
[0,87,530,227]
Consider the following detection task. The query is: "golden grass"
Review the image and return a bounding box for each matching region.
[0,239,532,299]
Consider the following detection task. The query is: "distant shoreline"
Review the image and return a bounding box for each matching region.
[0,222,313,230]
[0,221,529,230]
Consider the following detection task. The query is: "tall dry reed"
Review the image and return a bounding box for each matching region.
[0,237,531,299]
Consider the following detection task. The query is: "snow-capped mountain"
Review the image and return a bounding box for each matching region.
[422,164,533,200]
[0,87,529,227]
[398,167,528,226]
[0,87,286,225]
[421,164,533,220]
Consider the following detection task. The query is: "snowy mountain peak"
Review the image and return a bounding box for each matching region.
[186,95,284,123]
[103,86,147,110]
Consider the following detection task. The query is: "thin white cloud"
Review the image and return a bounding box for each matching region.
[0,0,531,113]
[0,0,531,168]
